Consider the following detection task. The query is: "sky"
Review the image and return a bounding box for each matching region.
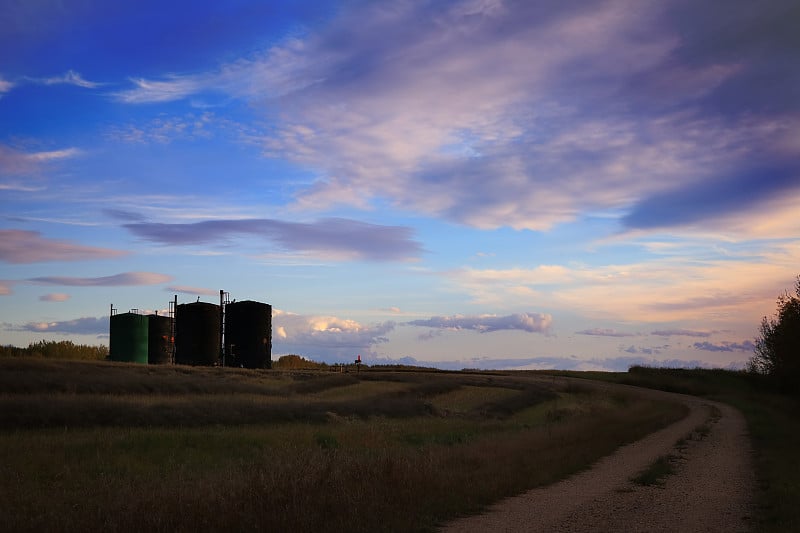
[1,0,799,371]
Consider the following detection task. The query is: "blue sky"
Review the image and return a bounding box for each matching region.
[2,0,799,371]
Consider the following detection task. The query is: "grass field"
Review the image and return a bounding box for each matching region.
[0,358,686,532]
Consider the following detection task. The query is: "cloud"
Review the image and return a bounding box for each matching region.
[407,312,552,334]
[38,70,102,88]
[0,144,81,177]
[102,1,799,237]
[576,328,636,337]
[272,309,395,361]
[0,230,128,263]
[0,280,12,295]
[28,272,173,286]
[651,329,711,338]
[450,243,800,323]
[106,112,214,144]
[622,165,800,230]
[622,345,668,356]
[166,286,219,296]
[123,217,422,262]
[417,329,443,342]
[693,340,755,353]
[14,316,107,335]
[40,293,70,302]
[0,77,13,95]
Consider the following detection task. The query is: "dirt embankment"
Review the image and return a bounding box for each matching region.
[442,384,755,532]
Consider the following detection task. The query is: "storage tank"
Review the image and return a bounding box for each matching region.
[225,300,272,369]
[109,312,149,364]
[175,302,220,366]
[147,314,172,364]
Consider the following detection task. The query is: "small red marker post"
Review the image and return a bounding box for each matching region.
[355,354,361,373]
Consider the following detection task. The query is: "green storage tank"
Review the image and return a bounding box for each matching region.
[109,312,149,364]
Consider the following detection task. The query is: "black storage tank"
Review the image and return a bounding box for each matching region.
[175,302,220,366]
[225,300,272,369]
[147,314,172,364]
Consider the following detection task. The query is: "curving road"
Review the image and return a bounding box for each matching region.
[441,384,755,532]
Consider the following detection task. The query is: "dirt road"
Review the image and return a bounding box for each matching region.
[441,384,755,532]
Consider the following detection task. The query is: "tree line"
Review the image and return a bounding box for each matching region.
[0,340,109,360]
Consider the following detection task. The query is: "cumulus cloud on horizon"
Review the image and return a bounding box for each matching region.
[272,309,396,362]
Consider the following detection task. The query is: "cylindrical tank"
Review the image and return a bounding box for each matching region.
[175,302,220,365]
[148,314,172,364]
[224,300,272,369]
[109,312,149,364]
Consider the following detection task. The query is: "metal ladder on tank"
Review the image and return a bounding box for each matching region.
[168,297,177,364]
[220,290,230,366]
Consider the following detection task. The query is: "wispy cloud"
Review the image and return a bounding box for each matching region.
[39,293,70,302]
[451,243,800,323]
[106,112,214,144]
[166,285,219,296]
[28,272,172,286]
[106,1,798,235]
[0,144,81,177]
[693,340,755,353]
[38,70,102,88]
[651,329,711,338]
[576,328,636,337]
[0,229,128,264]
[407,313,552,334]
[0,280,13,296]
[0,77,13,95]
[123,218,422,262]
[13,316,107,335]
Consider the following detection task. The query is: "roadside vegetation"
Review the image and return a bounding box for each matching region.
[0,358,685,532]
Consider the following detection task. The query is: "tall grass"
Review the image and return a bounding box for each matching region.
[0,358,687,532]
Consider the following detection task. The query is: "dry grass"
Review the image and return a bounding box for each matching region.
[0,358,688,532]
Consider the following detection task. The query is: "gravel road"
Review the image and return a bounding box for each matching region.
[441,384,755,532]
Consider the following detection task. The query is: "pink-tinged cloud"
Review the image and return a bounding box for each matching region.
[0,230,128,264]
[28,272,173,286]
[408,313,552,334]
[124,217,422,262]
[166,285,219,296]
[576,328,636,337]
[651,329,711,338]
[0,281,12,295]
[40,293,70,302]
